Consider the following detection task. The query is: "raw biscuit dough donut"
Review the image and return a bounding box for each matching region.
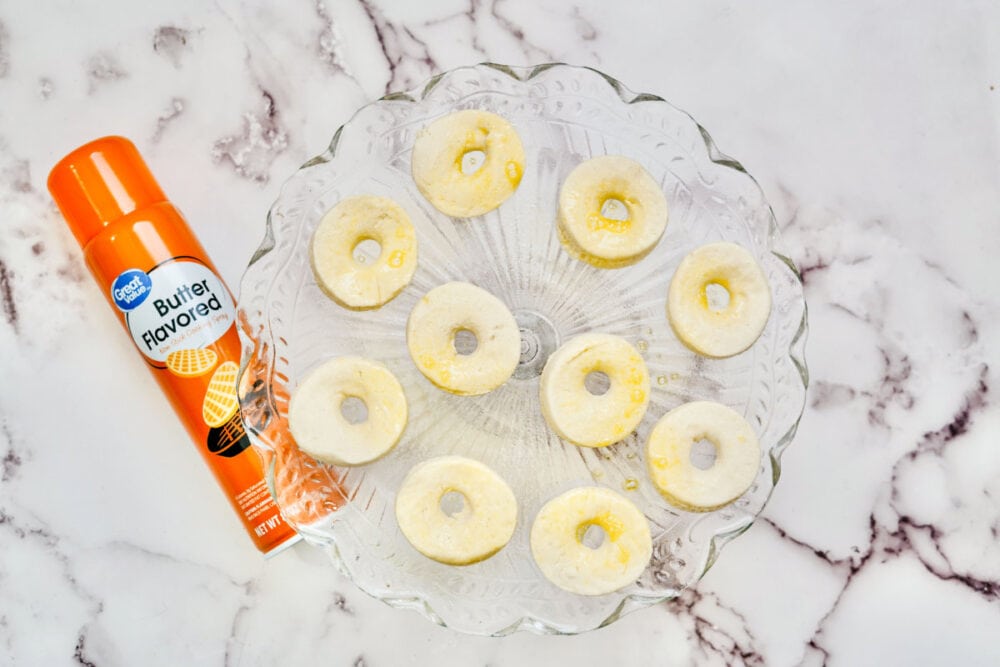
[288,357,408,466]
[540,333,650,448]
[311,195,417,309]
[530,486,652,596]
[646,401,761,512]
[667,242,771,358]
[406,282,520,395]
[558,155,668,268]
[411,109,525,217]
[395,456,518,565]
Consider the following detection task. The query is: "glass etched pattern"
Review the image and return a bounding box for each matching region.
[237,64,808,635]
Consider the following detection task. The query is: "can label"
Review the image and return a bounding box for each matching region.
[113,259,236,363]
[108,256,297,553]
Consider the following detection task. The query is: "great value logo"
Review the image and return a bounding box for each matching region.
[110,269,152,312]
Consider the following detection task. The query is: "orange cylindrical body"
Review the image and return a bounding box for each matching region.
[49,137,298,556]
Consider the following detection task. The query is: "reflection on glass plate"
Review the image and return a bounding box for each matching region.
[237,63,808,635]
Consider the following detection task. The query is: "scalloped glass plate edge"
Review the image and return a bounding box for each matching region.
[236,62,809,636]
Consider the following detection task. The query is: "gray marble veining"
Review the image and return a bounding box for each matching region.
[0,1,998,665]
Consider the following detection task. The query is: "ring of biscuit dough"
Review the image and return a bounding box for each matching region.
[406,282,520,396]
[288,356,408,466]
[667,242,771,358]
[395,456,518,565]
[311,195,417,310]
[558,155,668,268]
[411,110,525,217]
[646,401,761,512]
[540,333,650,447]
[530,486,652,596]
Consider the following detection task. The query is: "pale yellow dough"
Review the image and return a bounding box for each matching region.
[530,486,652,596]
[311,195,417,310]
[646,401,761,512]
[395,456,518,565]
[411,110,525,217]
[540,333,650,447]
[406,282,520,396]
[667,242,771,358]
[288,357,408,466]
[558,155,668,268]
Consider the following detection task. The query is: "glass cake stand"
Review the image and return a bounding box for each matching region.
[237,63,808,635]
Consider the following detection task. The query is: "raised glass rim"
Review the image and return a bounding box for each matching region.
[237,62,809,635]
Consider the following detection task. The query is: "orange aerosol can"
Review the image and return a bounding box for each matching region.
[48,136,299,556]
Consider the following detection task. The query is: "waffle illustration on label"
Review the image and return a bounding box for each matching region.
[202,361,240,427]
[165,347,219,378]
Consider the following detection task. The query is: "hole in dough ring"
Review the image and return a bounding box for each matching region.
[530,486,652,596]
[558,155,668,268]
[406,282,520,396]
[646,400,761,512]
[540,333,650,447]
[311,195,417,310]
[667,242,771,358]
[288,356,408,466]
[411,109,525,217]
[395,456,518,565]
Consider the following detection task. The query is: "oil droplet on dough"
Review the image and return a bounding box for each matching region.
[657,375,668,385]
[388,250,406,268]
[623,478,639,491]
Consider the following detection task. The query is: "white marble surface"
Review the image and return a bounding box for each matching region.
[1,1,998,664]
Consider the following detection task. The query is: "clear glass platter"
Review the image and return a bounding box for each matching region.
[237,63,808,635]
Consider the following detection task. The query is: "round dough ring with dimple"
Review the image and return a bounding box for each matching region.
[540,333,650,447]
[530,486,652,596]
[646,401,761,512]
[558,155,668,268]
[310,195,417,310]
[406,282,520,396]
[667,242,771,358]
[411,109,525,217]
[288,356,408,466]
[395,456,518,565]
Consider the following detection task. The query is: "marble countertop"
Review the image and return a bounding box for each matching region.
[1,1,998,664]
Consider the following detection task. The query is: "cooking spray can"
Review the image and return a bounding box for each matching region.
[48,136,300,556]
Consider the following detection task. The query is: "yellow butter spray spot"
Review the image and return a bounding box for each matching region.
[387,250,406,268]
[505,160,523,186]
[593,511,625,541]
[587,212,631,234]
[616,545,631,565]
